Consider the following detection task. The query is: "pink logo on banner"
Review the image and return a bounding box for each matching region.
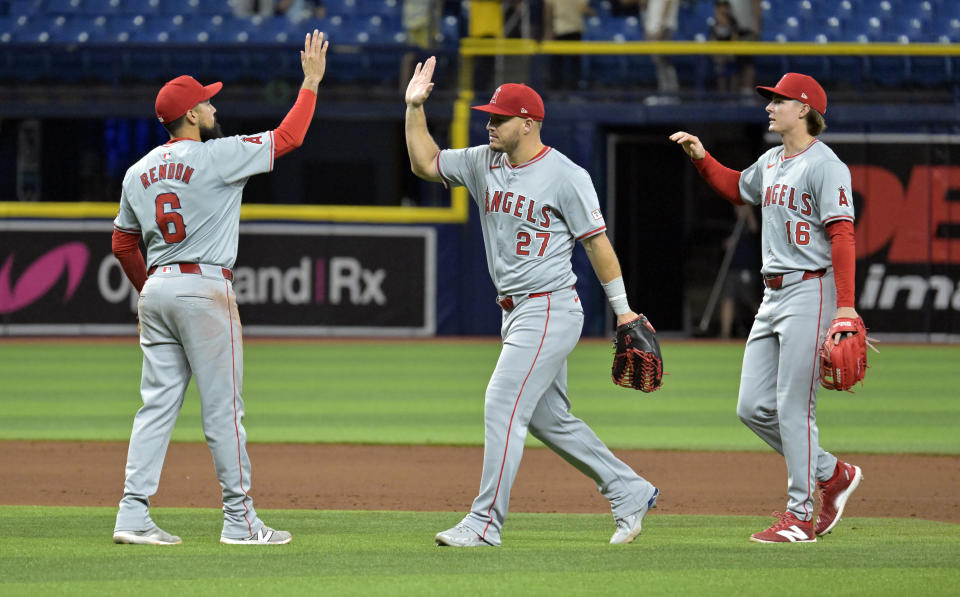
[0,242,90,314]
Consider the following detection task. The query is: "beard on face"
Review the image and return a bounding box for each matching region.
[199,120,224,141]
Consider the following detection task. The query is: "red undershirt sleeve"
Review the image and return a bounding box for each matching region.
[692,151,745,205]
[273,88,317,158]
[827,219,856,308]
[111,229,147,293]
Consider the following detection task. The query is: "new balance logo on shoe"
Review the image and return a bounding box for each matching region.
[776,526,814,542]
[750,512,816,543]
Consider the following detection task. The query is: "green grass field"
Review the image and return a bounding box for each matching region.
[1,507,957,596]
[0,340,957,453]
[0,339,958,595]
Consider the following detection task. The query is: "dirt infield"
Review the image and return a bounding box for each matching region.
[1,441,957,523]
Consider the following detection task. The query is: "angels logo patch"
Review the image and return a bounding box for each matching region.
[242,136,262,145]
[838,185,849,206]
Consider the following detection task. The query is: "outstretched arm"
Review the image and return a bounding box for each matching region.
[669,130,743,204]
[581,232,639,326]
[274,30,329,157]
[404,56,442,181]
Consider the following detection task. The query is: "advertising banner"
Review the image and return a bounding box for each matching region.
[830,133,960,340]
[0,222,435,336]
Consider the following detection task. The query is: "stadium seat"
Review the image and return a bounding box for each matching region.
[9,0,43,17]
[246,15,298,43]
[3,14,45,42]
[892,0,935,24]
[199,0,234,16]
[80,0,123,16]
[120,0,162,16]
[357,0,400,19]
[763,16,804,42]
[826,0,855,22]
[49,15,107,43]
[927,17,960,43]
[938,0,960,20]
[435,14,459,48]
[161,0,202,16]
[45,0,84,14]
[326,0,359,17]
[112,13,150,42]
[675,0,712,41]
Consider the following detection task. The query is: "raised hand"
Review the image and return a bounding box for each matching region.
[301,29,329,84]
[405,56,436,108]
[669,131,706,160]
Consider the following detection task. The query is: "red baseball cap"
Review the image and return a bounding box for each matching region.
[472,83,545,121]
[756,72,827,115]
[155,75,223,123]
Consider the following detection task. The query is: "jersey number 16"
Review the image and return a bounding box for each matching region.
[784,220,810,245]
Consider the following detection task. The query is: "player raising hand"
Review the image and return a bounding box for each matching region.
[670,73,865,543]
[405,59,660,547]
[110,31,328,547]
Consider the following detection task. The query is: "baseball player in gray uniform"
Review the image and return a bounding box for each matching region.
[405,57,659,547]
[110,31,329,545]
[670,73,864,543]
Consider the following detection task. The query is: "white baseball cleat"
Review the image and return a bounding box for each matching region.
[610,487,659,545]
[113,526,182,546]
[435,524,492,547]
[220,526,292,545]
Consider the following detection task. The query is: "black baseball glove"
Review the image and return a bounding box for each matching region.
[612,314,664,392]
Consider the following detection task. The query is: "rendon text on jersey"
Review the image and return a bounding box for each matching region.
[139,162,195,189]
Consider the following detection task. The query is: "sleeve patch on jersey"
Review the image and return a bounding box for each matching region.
[591,209,603,220]
[837,185,850,206]
[242,135,263,144]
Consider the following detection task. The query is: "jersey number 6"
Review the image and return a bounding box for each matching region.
[516,231,551,256]
[155,192,186,244]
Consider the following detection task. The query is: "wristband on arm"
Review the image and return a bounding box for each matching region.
[602,276,632,316]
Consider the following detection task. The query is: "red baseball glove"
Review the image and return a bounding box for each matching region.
[612,314,664,393]
[819,316,878,392]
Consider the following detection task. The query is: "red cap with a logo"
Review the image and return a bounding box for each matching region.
[756,72,827,115]
[155,75,223,123]
[472,83,545,121]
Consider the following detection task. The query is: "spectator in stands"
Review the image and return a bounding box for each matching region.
[401,0,441,92]
[728,0,760,94]
[543,0,595,90]
[621,0,679,102]
[233,0,276,18]
[277,0,326,22]
[403,0,436,48]
[710,0,738,92]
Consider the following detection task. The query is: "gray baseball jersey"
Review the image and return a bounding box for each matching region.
[114,132,275,268]
[437,145,607,295]
[738,140,854,276]
[436,145,656,545]
[113,132,276,541]
[734,139,854,522]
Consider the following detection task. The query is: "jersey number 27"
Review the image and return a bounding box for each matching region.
[516,231,551,256]
[155,193,186,244]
